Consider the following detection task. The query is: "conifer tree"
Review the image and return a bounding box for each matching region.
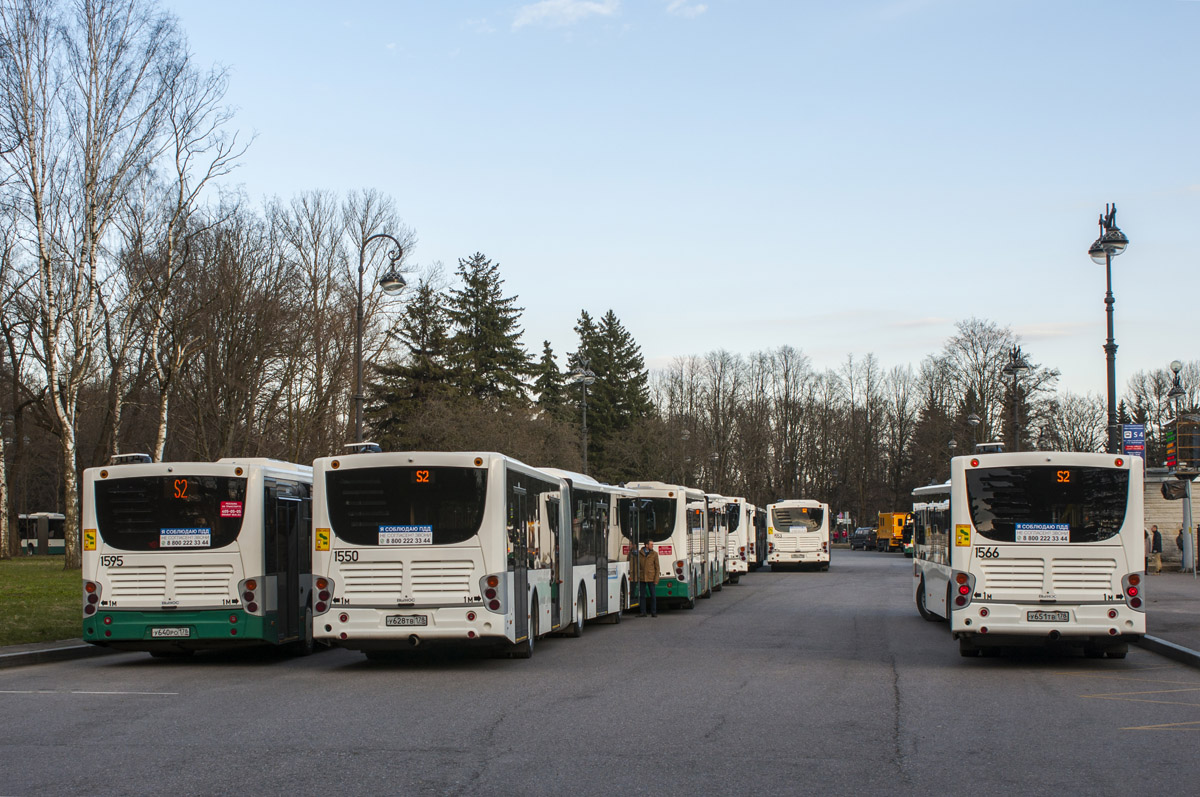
[445,252,532,406]
[367,278,453,448]
[533,340,567,420]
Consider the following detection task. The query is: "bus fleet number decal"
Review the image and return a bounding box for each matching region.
[334,550,359,563]
[100,555,124,567]
[974,547,1000,559]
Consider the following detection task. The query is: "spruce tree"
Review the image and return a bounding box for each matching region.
[445,252,532,406]
[533,340,567,420]
[367,279,453,448]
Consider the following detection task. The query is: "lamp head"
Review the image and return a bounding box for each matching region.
[378,270,406,295]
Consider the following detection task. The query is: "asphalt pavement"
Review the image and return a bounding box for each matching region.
[5,559,1200,669]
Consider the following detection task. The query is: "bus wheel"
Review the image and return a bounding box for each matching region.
[567,588,585,638]
[289,608,315,656]
[958,639,981,657]
[681,595,696,610]
[916,581,934,621]
[1105,644,1128,659]
[511,597,537,659]
[729,575,740,585]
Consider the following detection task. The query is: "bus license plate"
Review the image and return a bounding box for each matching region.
[385,615,428,627]
[150,627,190,638]
[1027,610,1069,623]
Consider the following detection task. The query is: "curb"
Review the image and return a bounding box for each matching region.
[1133,635,1200,669]
[0,642,116,670]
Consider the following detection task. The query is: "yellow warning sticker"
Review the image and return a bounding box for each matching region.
[315,529,330,551]
[955,524,971,547]
[84,529,96,551]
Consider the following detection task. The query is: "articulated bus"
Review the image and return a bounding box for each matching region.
[541,468,634,628]
[706,493,727,591]
[767,499,831,571]
[714,496,754,583]
[912,451,1145,658]
[18,512,66,555]
[81,456,315,656]
[312,451,571,659]
[622,482,710,608]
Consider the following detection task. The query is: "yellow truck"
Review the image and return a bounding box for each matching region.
[876,512,908,552]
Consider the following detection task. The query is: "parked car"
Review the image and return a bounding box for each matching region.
[850,527,876,551]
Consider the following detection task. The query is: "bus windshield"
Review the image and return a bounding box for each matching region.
[772,506,823,531]
[94,475,247,551]
[325,466,487,546]
[619,497,676,543]
[966,465,1129,543]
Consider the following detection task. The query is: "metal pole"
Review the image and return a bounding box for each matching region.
[1104,250,1119,454]
[1012,369,1020,453]
[354,247,366,444]
[1186,479,1196,577]
[581,382,588,475]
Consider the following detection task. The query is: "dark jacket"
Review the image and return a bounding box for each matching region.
[1152,530,1163,554]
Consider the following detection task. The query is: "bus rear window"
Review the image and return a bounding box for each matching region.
[619,497,676,543]
[324,466,487,546]
[772,507,823,531]
[94,476,247,551]
[966,466,1129,543]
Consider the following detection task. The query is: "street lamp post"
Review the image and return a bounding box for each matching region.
[354,233,406,444]
[967,412,981,448]
[1168,360,1195,575]
[1088,204,1129,455]
[571,360,596,474]
[1000,346,1030,452]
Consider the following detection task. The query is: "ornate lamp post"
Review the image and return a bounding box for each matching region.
[967,412,981,447]
[354,233,406,444]
[571,360,596,474]
[1088,204,1129,454]
[1168,360,1195,575]
[1000,346,1030,452]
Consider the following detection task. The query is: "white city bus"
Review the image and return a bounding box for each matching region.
[541,468,633,629]
[81,456,315,656]
[912,451,1145,658]
[312,451,569,659]
[622,482,710,608]
[766,499,831,571]
[713,496,754,583]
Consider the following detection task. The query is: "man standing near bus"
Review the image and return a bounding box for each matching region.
[1150,525,1163,574]
[631,538,660,617]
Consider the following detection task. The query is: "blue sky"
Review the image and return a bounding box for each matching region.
[163,0,1200,395]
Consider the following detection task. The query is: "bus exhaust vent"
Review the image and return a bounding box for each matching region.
[344,442,383,454]
[111,453,153,465]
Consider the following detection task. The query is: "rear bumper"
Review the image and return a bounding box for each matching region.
[315,605,509,649]
[768,551,829,563]
[952,602,1146,640]
[83,608,273,650]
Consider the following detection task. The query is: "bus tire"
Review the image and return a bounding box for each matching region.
[916,580,934,621]
[681,595,696,610]
[567,588,585,638]
[288,608,315,656]
[958,639,981,657]
[1105,644,1128,659]
[729,574,740,585]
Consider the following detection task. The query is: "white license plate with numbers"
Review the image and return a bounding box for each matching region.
[385,615,428,627]
[1026,610,1069,623]
[150,627,190,638]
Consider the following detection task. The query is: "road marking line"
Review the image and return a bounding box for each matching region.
[1122,720,1200,731]
[1085,687,1200,698]
[0,690,177,696]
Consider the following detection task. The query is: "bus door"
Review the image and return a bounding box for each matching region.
[595,498,609,615]
[546,493,561,630]
[267,481,304,643]
[508,483,529,641]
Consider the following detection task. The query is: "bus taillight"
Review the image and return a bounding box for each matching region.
[480,573,505,614]
[311,577,334,615]
[673,560,686,580]
[950,570,976,608]
[82,581,101,616]
[1121,573,1145,612]
[239,578,263,615]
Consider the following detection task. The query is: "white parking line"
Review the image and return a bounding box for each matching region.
[0,690,177,696]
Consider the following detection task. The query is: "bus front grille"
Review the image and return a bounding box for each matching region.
[979,559,1044,591]
[172,564,234,597]
[109,565,168,598]
[410,560,474,597]
[1051,558,1117,593]
[341,562,405,601]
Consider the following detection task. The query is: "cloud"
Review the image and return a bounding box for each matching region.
[1014,322,1089,342]
[513,0,619,29]
[666,0,707,18]
[465,17,495,34]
